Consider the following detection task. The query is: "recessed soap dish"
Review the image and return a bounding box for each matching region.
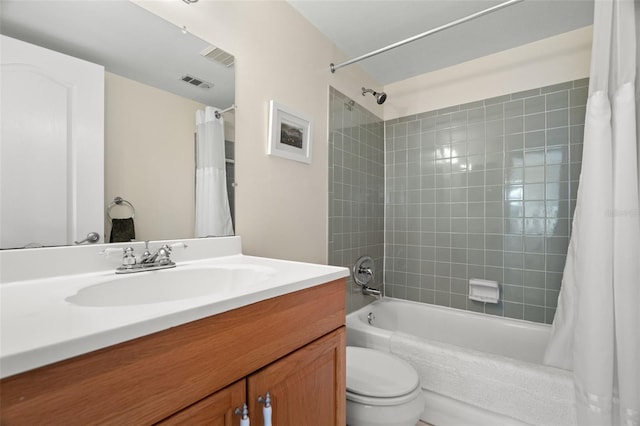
[469,279,500,304]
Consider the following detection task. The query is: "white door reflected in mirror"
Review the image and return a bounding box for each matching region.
[0,35,104,249]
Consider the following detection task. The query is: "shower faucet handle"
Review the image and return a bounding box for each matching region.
[353,255,375,286]
[358,265,373,276]
[353,255,382,298]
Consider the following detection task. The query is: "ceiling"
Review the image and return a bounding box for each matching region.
[0,0,235,108]
[0,0,593,103]
[288,0,594,85]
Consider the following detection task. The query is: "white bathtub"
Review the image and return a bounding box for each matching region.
[347,298,576,426]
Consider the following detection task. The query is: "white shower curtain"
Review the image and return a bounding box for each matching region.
[544,1,639,425]
[194,106,233,237]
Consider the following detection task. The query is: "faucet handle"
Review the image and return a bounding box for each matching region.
[358,266,372,275]
[154,242,187,265]
[156,245,173,265]
[139,241,152,263]
[122,247,137,268]
[168,242,188,250]
[99,247,125,258]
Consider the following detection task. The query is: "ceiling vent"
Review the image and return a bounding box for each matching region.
[180,74,213,89]
[200,45,235,67]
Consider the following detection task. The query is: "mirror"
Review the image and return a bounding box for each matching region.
[0,0,236,248]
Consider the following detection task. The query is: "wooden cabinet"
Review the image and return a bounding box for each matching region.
[162,328,345,426]
[248,329,345,425]
[0,279,346,425]
[159,380,246,426]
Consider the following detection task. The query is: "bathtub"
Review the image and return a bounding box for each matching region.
[346,298,576,426]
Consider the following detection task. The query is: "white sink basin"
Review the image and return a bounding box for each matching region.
[66,264,276,307]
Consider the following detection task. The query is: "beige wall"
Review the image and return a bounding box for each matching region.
[105,72,204,242]
[383,26,593,120]
[136,0,382,263]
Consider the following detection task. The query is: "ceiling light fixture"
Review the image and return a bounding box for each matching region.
[182,0,198,4]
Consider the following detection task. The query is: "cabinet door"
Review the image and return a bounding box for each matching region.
[158,379,245,426]
[248,327,346,426]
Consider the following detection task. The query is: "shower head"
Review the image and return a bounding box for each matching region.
[362,87,387,105]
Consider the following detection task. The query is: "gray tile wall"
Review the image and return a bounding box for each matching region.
[328,88,385,313]
[384,79,587,323]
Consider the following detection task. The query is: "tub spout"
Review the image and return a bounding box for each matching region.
[362,284,382,298]
[359,267,382,297]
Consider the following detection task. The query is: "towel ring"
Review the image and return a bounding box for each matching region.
[106,196,135,220]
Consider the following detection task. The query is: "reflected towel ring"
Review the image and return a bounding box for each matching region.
[106,196,135,220]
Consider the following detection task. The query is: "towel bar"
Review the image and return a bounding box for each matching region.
[106,196,135,220]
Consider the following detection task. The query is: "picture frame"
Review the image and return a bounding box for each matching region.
[267,100,312,164]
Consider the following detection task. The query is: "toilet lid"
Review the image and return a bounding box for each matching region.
[346,346,420,398]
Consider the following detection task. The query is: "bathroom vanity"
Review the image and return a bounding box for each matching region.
[0,237,348,425]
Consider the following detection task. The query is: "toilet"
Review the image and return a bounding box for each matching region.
[346,346,424,426]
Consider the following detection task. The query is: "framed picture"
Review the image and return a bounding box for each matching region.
[267,100,312,164]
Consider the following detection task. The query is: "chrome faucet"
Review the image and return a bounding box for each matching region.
[139,241,175,266]
[102,241,188,274]
[358,266,382,297]
[352,255,383,298]
[359,265,373,278]
[362,284,382,297]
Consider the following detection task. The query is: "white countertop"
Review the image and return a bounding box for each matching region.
[0,240,348,379]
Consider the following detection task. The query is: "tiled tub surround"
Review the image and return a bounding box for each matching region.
[384,79,587,324]
[329,88,385,313]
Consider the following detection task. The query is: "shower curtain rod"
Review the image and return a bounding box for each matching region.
[215,104,236,119]
[329,0,523,74]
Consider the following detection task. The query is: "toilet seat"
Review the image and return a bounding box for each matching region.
[346,346,421,405]
[346,385,422,406]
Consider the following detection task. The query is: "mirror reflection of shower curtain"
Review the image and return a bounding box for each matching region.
[195,106,233,237]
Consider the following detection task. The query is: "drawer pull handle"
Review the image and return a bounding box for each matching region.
[258,392,272,426]
[234,403,250,426]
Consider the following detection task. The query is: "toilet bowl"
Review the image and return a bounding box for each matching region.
[346,346,424,426]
